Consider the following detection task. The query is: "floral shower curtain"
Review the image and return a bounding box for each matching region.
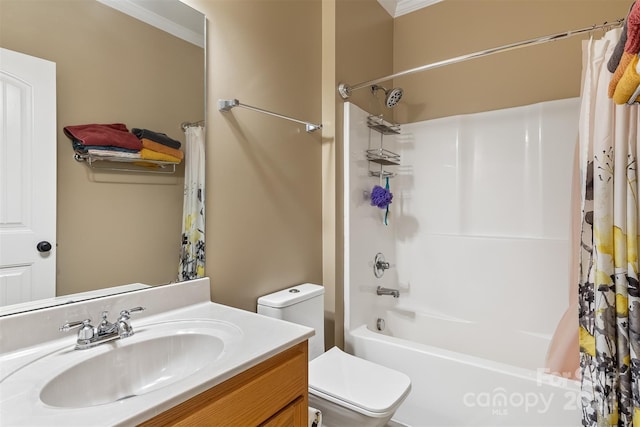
[578,29,640,426]
[178,125,205,281]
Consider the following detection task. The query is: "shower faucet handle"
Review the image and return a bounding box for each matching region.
[373,252,391,278]
[377,260,390,269]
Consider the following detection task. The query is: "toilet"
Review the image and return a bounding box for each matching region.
[257,283,411,427]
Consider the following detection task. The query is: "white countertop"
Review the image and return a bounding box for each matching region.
[0,278,314,426]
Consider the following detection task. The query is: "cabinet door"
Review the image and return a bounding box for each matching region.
[260,397,305,427]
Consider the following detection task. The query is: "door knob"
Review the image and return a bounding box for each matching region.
[36,241,52,252]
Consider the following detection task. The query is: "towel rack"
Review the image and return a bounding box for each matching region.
[181,120,204,131]
[218,99,322,133]
[74,153,177,174]
[627,84,640,105]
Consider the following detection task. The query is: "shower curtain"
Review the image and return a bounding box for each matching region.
[578,29,640,426]
[178,125,206,281]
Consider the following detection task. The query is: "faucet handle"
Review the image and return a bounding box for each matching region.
[117,307,145,338]
[118,306,145,318]
[373,253,391,278]
[59,318,92,332]
[59,319,95,342]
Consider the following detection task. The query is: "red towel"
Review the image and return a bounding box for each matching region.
[63,123,142,151]
[625,2,640,54]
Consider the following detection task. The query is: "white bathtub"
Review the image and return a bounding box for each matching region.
[347,308,580,427]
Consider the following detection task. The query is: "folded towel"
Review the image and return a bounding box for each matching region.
[614,55,640,104]
[140,148,181,163]
[627,83,640,103]
[64,123,142,151]
[608,1,636,72]
[133,161,164,169]
[141,138,184,160]
[86,149,142,159]
[72,141,140,154]
[609,52,635,97]
[132,128,181,149]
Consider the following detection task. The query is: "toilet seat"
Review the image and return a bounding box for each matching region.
[308,347,411,417]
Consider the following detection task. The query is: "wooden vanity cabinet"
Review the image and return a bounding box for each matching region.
[139,341,308,427]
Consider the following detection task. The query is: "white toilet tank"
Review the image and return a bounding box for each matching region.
[257,283,325,360]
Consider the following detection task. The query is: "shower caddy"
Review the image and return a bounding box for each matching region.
[366,115,400,179]
[366,115,401,226]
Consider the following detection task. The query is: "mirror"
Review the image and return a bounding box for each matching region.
[0,0,205,316]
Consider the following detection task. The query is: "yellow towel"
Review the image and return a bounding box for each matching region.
[132,161,162,169]
[614,55,640,104]
[140,148,181,163]
[609,52,635,97]
[141,138,184,160]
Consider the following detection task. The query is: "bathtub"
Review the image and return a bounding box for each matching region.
[346,308,580,427]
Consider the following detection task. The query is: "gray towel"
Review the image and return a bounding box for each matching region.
[131,127,181,149]
[608,1,636,73]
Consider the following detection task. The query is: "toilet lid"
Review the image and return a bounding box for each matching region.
[308,347,411,415]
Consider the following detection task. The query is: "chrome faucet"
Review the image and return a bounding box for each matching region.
[376,286,400,298]
[97,310,117,335]
[60,306,145,350]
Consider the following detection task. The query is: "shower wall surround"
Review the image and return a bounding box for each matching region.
[345,98,580,345]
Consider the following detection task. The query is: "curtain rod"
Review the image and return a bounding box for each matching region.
[338,19,624,99]
[218,99,323,133]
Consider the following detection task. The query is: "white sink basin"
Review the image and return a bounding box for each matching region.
[4,319,242,409]
[41,332,224,408]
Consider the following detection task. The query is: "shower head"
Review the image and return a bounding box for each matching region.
[371,85,404,108]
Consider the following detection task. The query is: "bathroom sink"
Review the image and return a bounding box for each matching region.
[41,332,224,408]
[4,319,242,409]
[0,279,315,426]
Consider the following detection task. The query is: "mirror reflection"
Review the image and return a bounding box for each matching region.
[0,0,205,315]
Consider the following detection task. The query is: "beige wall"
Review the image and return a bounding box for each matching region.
[1,0,204,295]
[186,0,323,313]
[393,0,631,122]
[337,0,395,119]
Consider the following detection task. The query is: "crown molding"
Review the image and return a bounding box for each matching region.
[96,0,204,48]
[377,0,443,18]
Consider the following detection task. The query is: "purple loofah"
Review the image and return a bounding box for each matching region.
[371,185,393,209]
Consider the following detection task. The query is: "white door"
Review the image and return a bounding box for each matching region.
[0,48,56,306]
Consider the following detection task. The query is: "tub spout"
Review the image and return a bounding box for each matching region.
[376,286,399,298]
